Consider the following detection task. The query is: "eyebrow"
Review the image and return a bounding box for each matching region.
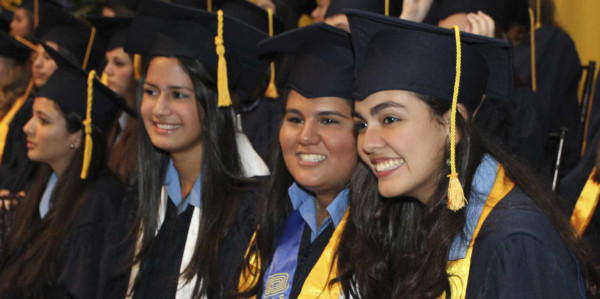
[144,82,194,92]
[370,101,406,116]
[285,108,350,119]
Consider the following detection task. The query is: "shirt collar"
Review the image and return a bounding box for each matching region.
[39,172,58,219]
[164,159,202,214]
[448,154,498,261]
[288,183,350,241]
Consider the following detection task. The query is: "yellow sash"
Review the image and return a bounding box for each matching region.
[0,95,27,165]
[570,167,600,237]
[441,164,515,299]
[239,209,349,299]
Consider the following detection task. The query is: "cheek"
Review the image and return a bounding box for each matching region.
[278,124,296,154]
[140,98,155,126]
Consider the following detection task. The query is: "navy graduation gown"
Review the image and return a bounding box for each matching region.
[1,169,125,299]
[466,187,584,298]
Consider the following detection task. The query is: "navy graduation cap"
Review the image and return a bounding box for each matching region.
[0,31,30,62]
[258,22,354,99]
[88,17,131,52]
[217,0,284,35]
[325,0,386,18]
[346,10,512,113]
[125,0,269,106]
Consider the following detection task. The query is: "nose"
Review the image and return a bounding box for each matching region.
[103,61,113,76]
[23,116,34,136]
[359,124,385,155]
[151,92,171,118]
[298,121,320,145]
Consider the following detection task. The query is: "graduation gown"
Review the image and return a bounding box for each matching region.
[100,190,258,299]
[240,97,283,161]
[447,159,585,298]
[0,169,125,299]
[513,25,582,174]
[0,97,38,192]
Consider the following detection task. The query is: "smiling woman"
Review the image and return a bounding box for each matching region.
[238,23,357,299]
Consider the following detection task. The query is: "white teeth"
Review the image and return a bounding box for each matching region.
[374,159,404,172]
[299,154,327,162]
[156,123,182,130]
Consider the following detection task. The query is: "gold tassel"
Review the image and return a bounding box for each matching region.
[14,35,37,51]
[133,54,142,80]
[207,0,212,12]
[447,26,467,211]
[215,10,232,107]
[100,72,108,85]
[384,0,389,17]
[535,0,541,29]
[80,70,95,179]
[82,26,96,70]
[264,8,279,99]
[33,0,38,28]
[528,8,537,92]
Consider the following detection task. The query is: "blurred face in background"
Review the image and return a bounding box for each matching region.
[311,0,331,22]
[103,47,136,105]
[31,42,58,88]
[10,7,33,38]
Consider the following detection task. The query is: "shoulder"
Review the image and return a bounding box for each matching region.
[466,188,583,298]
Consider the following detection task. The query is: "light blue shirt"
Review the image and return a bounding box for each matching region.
[164,159,202,214]
[288,183,349,243]
[39,172,58,219]
[448,154,499,260]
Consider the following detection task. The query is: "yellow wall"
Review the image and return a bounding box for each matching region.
[554,0,600,67]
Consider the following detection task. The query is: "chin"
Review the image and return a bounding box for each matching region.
[378,183,403,198]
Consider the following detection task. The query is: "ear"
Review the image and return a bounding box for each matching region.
[441,103,469,145]
[69,129,83,149]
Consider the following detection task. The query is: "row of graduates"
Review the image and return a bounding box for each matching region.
[0,0,598,299]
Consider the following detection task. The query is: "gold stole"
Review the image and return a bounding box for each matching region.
[239,209,349,299]
[440,164,515,299]
[570,167,600,237]
[0,95,27,164]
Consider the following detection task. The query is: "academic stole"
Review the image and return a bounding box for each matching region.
[439,164,515,299]
[571,167,600,236]
[239,209,349,299]
[126,186,203,299]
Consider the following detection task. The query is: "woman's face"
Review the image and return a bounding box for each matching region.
[280,90,357,196]
[353,90,449,203]
[311,0,330,22]
[10,8,32,38]
[23,97,81,172]
[103,47,136,103]
[31,42,58,88]
[141,56,203,156]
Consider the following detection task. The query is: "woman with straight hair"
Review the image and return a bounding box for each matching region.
[337,11,599,298]
[99,1,270,299]
[0,44,129,299]
[238,23,358,299]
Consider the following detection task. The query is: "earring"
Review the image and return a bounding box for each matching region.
[69,144,75,149]
[446,158,451,166]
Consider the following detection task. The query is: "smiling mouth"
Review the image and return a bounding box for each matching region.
[155,123,182,130]
[373,158,404,173]
[299,153,326,163]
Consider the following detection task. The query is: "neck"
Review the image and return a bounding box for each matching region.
[50,154,76,180]
[171,144,203,199]
[314,190,339,229]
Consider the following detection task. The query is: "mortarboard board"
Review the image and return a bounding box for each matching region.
[217,0,284,35]
[37,43,134,178]
[258,22,354,99]
[434,0,529,32]
[125,0,269,104]
[33,3,98,70]
[325,0,386,18]
[0,31,31,62]
[88,17,131,52]
[347,10,512,112]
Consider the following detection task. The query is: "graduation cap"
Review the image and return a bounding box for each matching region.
[0,31,31,63]
[125,0,269,106]
[346,10,512,211]
[105,0,140,11]
[258,22,354,99]
[0,8,13,33]
[36,43,134,179]
[434,0,529,32]
[172,0,211,10]
[325,0,386,18]
[217,0,284,35]
[33,2,98,70]
[18,0,62,29]
[88,17,131,52]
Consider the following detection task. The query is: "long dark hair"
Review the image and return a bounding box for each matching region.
[131,56,251,298]
[336,94,599,298]
[238,89,354,296]
[0,103,107,296]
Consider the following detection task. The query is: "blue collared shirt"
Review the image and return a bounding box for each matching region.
[288,183,349,243]
[164,159,202,214]
[39,172,58,219]
[448,154,499,260]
